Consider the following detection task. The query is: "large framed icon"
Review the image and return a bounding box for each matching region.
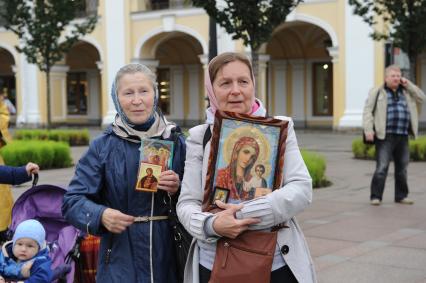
[202,111,289,212]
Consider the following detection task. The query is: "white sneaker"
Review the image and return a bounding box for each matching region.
[396,198,414,205]
[370,199,381,205]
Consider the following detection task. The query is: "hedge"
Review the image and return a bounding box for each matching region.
[301,150,330,188]
[0,140,72,169]
[14,129,90,146]
[352,136,426,161]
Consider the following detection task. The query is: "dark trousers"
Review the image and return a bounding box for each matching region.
[199,264,298,283]
[370,134,409,201]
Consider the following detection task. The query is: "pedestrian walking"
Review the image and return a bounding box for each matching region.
[363,64,426,205]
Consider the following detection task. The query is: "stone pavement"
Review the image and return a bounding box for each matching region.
[10,130,426,283]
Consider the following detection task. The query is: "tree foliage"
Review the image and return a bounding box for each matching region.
[349,0,426,80]
[193,0,301,80]
[0,0,97,126]
[193,0,301,52]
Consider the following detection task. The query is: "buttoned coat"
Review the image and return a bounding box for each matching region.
[177,109,316,283]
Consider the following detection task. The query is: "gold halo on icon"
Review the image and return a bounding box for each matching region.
[222,126,270,165]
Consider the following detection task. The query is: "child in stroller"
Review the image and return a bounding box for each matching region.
[0,219,52,282]
[7,183,80,283]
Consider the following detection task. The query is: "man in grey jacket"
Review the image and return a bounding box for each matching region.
[363,64,426,206]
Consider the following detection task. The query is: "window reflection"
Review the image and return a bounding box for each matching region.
[157,68,170,115]
[313,62,333,116]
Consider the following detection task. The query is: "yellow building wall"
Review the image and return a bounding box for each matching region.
[375,41,385,86]
[2,0,392,128]
[297,1,345,127]
[130,14,209,59]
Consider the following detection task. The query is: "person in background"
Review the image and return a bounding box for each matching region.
[0,162,40,185]
[363,64,426,205]
[0,91,16,115]
[62,63,186,283]
[177,52,316,283]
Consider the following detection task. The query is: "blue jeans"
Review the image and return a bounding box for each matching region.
[370,134,409,201]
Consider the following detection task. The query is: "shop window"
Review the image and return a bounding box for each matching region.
[313,62,333,116]
[75,0,98,17]
[148,0,191,10]
[67,72,88,115]
[157,68,170,115]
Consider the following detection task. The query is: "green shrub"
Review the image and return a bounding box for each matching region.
[0,140,72,169]
[352,136,426,161]
[301,150,330,188]
[14,129,90,146]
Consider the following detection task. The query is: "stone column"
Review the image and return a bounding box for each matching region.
[170,66,184,123]
[256,54,270,105]
[102,0,126,126]
[16,55,41,126]
[198,54,209,110]
[186,64,200,124]
[270,61,287,116]
[50,65,69,122]
[419,55,426,124]
[290,60,305,127]
[338,0,374,129]
[87,70,100,121]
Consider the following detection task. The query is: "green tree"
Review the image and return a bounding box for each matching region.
[1,0,97,127]
[192,0,301,78]
[348,0,426,81]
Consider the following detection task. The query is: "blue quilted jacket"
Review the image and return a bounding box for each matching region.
[62,126,186,283]
[0,241,52,283]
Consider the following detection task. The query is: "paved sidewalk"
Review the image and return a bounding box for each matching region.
[10,130,426,283]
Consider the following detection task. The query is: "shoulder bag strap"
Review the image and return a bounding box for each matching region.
[202,125,212,151]
[371,89,381,115]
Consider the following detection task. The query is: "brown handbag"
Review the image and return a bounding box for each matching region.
[209,230,278,283]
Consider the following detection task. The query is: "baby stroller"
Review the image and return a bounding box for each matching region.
[8,179,80,282]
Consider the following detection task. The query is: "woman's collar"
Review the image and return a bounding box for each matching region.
[205,99,266,124]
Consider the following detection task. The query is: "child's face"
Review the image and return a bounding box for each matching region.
[255,167,264,177]
[13,238,39,261]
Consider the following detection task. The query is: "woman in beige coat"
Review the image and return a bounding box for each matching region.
[177,52,316,283]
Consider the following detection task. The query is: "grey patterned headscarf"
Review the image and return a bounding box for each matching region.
[111,63,159,127]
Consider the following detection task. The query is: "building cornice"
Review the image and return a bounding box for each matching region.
[131,8,206,21]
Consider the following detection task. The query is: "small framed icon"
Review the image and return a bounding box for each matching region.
[212,187,230,204]
[135,162,162,192]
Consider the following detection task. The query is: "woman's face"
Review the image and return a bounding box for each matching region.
[213,60,255,114]
[117,72,155,124]
[236,145,256,169]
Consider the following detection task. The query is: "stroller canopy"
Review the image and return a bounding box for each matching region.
[10,184,79,282]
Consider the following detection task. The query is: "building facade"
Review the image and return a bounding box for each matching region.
[1,0,425,128]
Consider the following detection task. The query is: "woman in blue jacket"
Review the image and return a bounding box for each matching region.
[62,63,186,283]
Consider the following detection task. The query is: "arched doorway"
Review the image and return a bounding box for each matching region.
[139,31,204,126]
[0,48,17,120]
[265,21,333,127]
[65,41,102,125]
